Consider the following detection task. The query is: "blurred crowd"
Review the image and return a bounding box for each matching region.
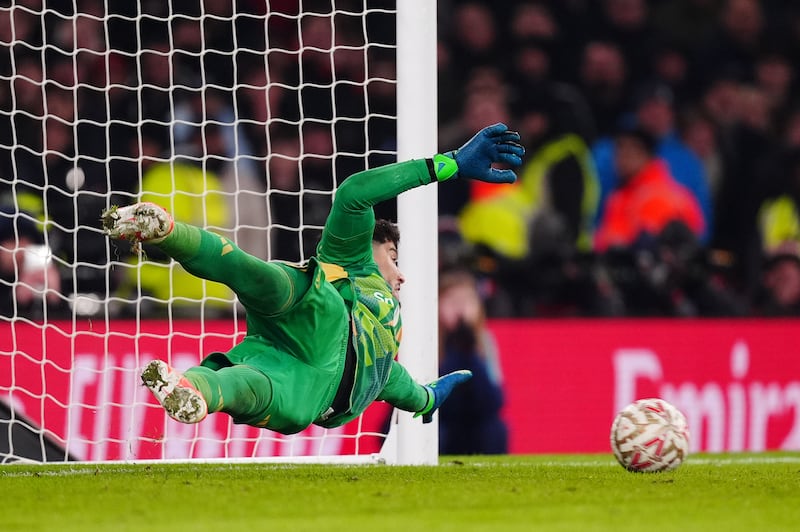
[437,0,800,318]
[2,0,800,319]
[0,0,397,318]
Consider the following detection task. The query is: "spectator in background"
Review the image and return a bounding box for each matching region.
[0,207,61,318]
[707,81,775,296]
[754,240,800,316]
[600,217,747,316]
[111,142,236,318]
[173,87,267,262]
[459,77,599,258]
[595,0,656,88]
[10,0,800,319]
[780,108,800,150]
[506,2,568,81]
[447,2,501,82]
[594,126,705,252]
[577,40,630,137]
[438,268,507,455]
[757,149,800,257]
[679,108,727,212]
[9,87,114,299]
[263,123,340,263]
[695,0,766,84]
[438,67,514,217]
[649,41,694,106]
[265,131,304,262]
[754,50,795,121]
[506,4,597,143]
[202,120,268,263]
[457,92,601,317]
[592,82,713,242]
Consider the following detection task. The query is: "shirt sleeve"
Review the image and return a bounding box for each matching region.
[316,158,435,267]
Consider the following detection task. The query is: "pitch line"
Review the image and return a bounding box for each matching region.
[462,455,800,468]
[2,454,799,477]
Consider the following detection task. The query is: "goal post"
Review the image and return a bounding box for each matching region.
[395,0,439,466]
[0,1,439,465]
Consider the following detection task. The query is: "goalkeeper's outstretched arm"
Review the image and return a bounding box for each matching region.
[317,123,525,266]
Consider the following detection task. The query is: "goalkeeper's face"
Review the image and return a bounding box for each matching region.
[373,240,405,298]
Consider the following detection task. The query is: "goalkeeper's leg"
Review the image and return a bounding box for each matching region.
[184,365,273,425]
[102,202,310,314]
[140,359,273,426]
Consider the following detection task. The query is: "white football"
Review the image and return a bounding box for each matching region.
[610,398,690,473]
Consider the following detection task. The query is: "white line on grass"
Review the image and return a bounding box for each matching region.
[456,455,800,468]
[1,454,799,477]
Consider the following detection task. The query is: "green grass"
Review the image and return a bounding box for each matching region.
[1,453,799,531]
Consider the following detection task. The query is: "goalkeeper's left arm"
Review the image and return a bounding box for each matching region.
[317,123,525,267]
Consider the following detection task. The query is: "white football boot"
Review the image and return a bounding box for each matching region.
[140,360,208,424]
[101,202,174,245]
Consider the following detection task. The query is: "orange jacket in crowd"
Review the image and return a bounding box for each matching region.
[594,159,705,252]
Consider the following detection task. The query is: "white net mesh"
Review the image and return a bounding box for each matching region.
[0,0,399,463]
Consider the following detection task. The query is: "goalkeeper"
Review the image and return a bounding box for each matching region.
[102,123,525,434]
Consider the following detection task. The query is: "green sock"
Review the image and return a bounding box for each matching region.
[156,221,205,263]
[185,365,273,420]
[153,221,309,315]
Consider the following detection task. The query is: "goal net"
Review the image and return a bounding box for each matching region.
[0,0,437,464]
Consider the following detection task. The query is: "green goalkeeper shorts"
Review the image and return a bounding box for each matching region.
[215,258,351,434]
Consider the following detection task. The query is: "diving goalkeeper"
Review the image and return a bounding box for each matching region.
[102,123,525,435]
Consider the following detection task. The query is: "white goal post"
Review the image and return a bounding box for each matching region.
[395,0,439,465]
[0,1,437,465]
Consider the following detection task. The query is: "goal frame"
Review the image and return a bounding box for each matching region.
[393,0,440,466]
[0,1,439,467]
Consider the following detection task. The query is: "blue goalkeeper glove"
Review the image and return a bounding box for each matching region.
[433,123,525,183]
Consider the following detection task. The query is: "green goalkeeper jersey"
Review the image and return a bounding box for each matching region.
[182,158,436,434]
[312,158,434,428]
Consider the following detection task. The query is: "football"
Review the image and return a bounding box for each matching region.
[610,398,690,473]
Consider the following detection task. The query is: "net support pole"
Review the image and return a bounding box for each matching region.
[395,0,439,465]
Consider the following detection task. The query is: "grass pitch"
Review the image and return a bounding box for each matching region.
[1,453,798,531]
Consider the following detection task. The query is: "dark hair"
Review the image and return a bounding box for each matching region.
[633,81,674,108]
[373,219,400,247]
[614,125,658,155]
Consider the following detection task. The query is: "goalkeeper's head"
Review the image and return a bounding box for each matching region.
[373,219,404,298]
